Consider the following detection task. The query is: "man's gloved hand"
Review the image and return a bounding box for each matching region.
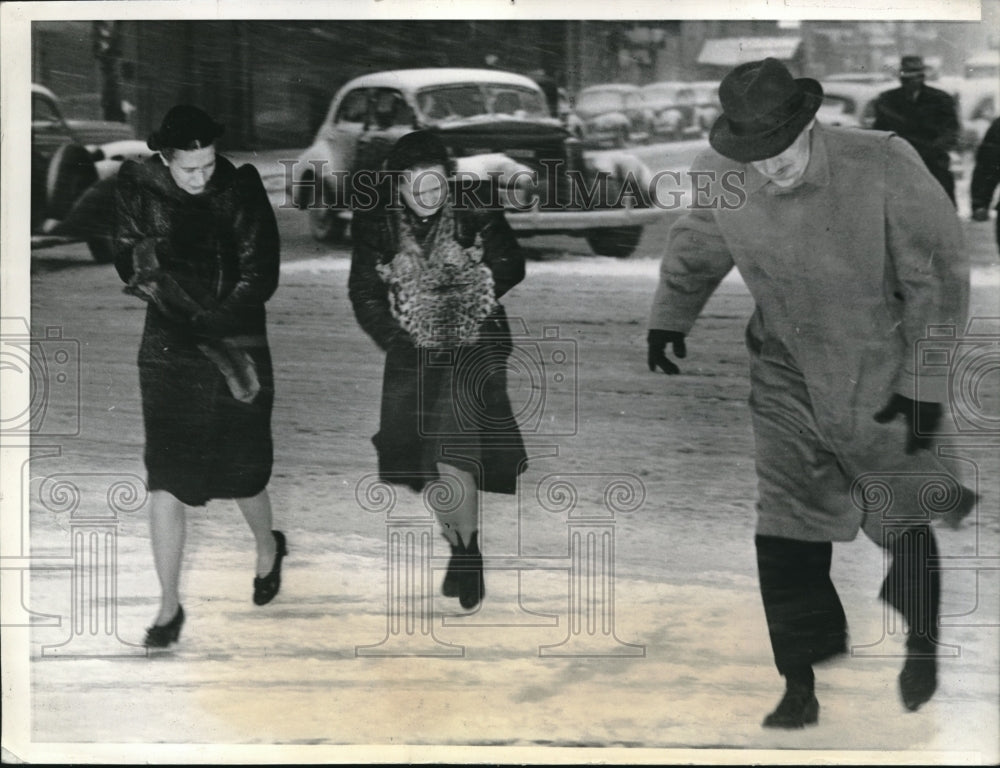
[873,393,942,454]
[647,330,686,375]
[971,207,991,222]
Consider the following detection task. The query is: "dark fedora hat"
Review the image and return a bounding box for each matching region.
[709,57,824,163]
[898,55,928,78]
[147,105,225,152]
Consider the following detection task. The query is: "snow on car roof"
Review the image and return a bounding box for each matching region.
[340,68,543,92]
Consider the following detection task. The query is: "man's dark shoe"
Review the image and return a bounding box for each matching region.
[762,682,819,729]
[900,653,937,711]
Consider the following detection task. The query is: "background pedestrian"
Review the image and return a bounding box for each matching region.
[872,54,961,203]
[970,116,1000,252]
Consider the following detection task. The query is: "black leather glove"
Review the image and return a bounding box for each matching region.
[874,393,942,454]
[647,330,686,375]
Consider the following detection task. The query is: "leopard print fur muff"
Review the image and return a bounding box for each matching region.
[377,204,497,348]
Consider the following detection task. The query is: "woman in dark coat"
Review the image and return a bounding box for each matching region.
[349,130,527,610]
[113,105,286,648]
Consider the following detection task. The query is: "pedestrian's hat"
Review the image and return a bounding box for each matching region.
[381,129,453,173]
[147,105,225,152]
[898,55,928,79]
[709,57,824,163]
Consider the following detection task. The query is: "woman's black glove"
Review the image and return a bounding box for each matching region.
[874,393,942,454]
[647,330,687,375]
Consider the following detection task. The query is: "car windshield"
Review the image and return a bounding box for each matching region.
[579,90,635,113]
[641,85,679,101]
[416,84,548,122]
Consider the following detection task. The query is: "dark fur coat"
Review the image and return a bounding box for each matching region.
[113,154,280,506]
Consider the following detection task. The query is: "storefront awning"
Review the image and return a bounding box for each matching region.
[697,37,802,67]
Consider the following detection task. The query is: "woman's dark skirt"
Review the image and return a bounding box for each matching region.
[373,308,527,495]
[137,314,274,507]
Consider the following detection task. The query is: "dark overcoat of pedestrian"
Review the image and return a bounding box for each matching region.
[112,155,280,506]
[349,202,527,495]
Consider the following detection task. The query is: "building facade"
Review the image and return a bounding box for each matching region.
[31,14,999,151]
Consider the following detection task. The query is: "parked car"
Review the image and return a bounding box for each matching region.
[687,81,723,133]
[287,68,664,258]
[640,81,721,140]
[573,84,653,148]
[640,82,699,140]
[816,80,884,129]
[31,83,151,262]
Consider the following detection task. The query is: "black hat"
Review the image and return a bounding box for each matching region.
[147,105,225,152]
[381,130,451,173]
[709,58,824,163]
[898,55,928,79]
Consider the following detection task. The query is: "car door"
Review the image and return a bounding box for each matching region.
[325,86,370,176]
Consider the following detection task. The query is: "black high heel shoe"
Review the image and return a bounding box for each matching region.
[253,530,287,606]
[144,605,185,649]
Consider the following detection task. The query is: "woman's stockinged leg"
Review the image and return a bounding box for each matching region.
[236,488,277,577]
[433,462,485,609]
[432,463,479,544]
[149,490,186,625]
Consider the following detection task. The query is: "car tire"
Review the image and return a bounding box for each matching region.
[586,226,643,258]
[308,203,348,243]
[45,143,99,221]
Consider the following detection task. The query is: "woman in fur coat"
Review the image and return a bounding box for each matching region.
[113,105,286,648]
[349,130,528,610]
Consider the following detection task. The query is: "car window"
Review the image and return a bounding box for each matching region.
[970,96,996,122]
[32,92,62,125]
[859,99,877,127]
[578,90,625,112]
[675,88,696,105]
[416,85,488,121]
[371,88,414,129]
[485,86,548,118]
[335,89,369,125]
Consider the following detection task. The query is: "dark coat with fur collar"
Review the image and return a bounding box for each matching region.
[113,154,280,506]
[349,202,528,495]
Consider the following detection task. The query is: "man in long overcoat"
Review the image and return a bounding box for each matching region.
[647,58,975,729]
[971,117,1000,252]
[873,55,960,203]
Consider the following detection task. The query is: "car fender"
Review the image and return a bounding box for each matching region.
[454,152,536,186]
[583,150,655,196]
[455,153,537,206]
[89,139,154,179]
[45,142,99,221]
